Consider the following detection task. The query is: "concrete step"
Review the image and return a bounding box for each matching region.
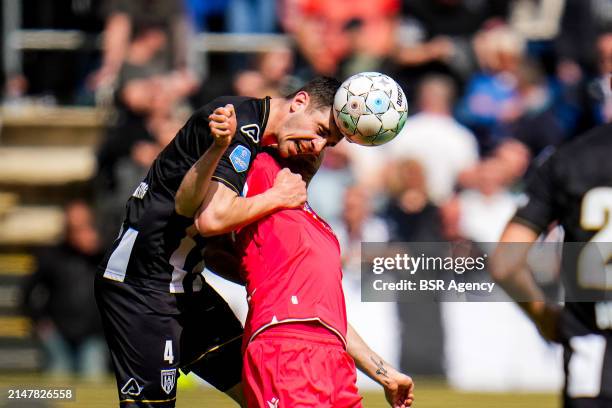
[0,147,95,186]
[0,316,30,338]
[0,192,18,217]
[0,206,64,246]
[0,254,35,276]
[0,340,41,371]
[1,105,105,147]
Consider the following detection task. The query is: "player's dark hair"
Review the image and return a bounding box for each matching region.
[285,76,341,111]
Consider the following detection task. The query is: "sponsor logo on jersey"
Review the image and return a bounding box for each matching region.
[229,145,251,173]
[241,124,260,144]
[267,397,279,408]
[132,182,149,199]
[120,378,143,396]
[161,369,177,395]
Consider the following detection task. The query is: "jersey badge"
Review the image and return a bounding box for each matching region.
[229,145,251,173]
[161,368,177,395]
[240,124,260,143]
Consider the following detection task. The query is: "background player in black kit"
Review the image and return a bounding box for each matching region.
[95,77,344,407]
[492,120,612,408]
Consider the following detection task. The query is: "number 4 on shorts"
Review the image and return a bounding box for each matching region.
[164,340,174,364]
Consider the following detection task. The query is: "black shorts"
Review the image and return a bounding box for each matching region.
[94,275,243,407]
[564,397,612,408]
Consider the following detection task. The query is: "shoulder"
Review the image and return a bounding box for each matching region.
[548,124,610,167]
[250,152,281,175]
[244,152,281,196]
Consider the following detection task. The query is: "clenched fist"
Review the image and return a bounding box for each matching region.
[384,371,414,408]
[208,104,237,148]
[270,168,307,209]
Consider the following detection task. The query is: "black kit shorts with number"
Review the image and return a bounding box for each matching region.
[94,275,243,407]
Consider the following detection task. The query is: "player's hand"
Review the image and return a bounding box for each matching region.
[270,168,307,209]
[383,370,414,408]
[209,104,237,148]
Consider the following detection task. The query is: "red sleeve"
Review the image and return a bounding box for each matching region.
[244,153,280,198]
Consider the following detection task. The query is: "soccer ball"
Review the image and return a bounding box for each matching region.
[333,72,408,146]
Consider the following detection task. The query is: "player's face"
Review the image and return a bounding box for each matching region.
[276,92,343,158]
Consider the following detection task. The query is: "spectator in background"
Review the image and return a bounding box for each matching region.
[281,0,399,77]
[334,185,389,276]
[385,75,479,205]
[583,32,612,126]
[456,25,525,153]
[499,59,565,158]
[383,159,443,242]
[308,143,355,225]
[90,0,191,90]
[233,46,295,98]
[18,0,104,104]
[457,136,532,250]
[393,0,508,92]
[21,201,107,380]
[95,75,188,247]
[556,0,612,76]
[381,160,444,376]
[332,185,400,389]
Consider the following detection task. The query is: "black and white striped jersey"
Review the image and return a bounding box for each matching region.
[99,96,270,294]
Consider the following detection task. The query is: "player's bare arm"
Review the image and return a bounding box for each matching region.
[195,168,306,237]
[175,104,237,217]
[491,222,561,342]
[347,324,414,408]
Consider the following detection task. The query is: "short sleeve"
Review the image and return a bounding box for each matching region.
[513,154,559,233]
[210,97,265,196]
[212,142,255,195]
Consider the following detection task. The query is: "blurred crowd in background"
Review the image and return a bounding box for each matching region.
[3,0,611,389]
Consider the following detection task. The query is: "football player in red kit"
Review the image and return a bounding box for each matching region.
[221,150,414,408]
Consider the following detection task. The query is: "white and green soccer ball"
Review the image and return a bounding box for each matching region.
[333,72,408,146]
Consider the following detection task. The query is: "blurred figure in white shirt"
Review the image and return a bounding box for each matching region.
[385,75,479,204]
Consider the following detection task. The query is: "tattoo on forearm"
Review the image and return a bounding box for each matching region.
[370,356,389,378]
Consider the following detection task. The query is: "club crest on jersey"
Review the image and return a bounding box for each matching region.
[161,369,176,395]
[120,378,143,396]
[240,124,260,143]
[229,145,251,173]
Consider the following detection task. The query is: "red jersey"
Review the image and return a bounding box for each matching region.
[236,153,347,347]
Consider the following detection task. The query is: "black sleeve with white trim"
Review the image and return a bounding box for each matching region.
[211,99,263,195]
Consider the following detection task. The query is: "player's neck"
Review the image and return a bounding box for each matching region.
[262,98,289,145]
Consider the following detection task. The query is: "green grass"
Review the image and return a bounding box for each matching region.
[0,374,559,407]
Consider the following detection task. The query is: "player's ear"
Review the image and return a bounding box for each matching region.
[290,91,310,113]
